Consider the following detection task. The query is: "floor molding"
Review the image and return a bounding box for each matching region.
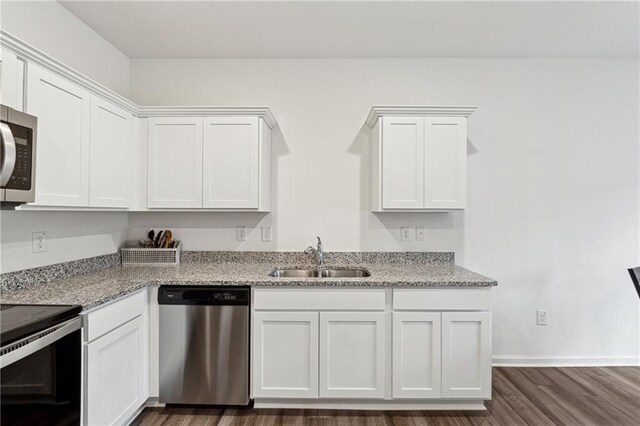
[492,356,640,367]
[253,399,487,411]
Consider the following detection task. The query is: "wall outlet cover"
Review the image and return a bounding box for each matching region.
[32,231,47,253]
[416,226,426,241]
[401,226,411,241]
[536,310,548,326]
[236,226,248,241]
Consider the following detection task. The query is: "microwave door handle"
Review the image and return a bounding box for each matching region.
[0,122,16,187]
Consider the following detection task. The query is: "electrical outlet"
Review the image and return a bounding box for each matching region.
[401,226,411,241]
[261,226,272,242]
[536,310,548,326]
[236,226,247,241]
[416,226,426,241]
[32,231,47,253]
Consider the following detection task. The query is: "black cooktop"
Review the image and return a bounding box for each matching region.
[0,304,82,346]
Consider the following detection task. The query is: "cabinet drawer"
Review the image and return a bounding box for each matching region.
[393,288,491,311]
[253,288,386,311]
[85,290,146,342]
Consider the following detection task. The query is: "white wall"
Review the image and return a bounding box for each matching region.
[0,211,128,273]
[0,1,131,273]
[129,58,639,363]
[0,1,130,96]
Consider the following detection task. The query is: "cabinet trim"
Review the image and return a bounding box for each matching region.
[0,31,278,129]
[366,105,477,127]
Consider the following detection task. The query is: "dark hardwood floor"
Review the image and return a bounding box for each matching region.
[132,367,640,426]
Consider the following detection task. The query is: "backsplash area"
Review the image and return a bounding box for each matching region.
[0,253,121,292]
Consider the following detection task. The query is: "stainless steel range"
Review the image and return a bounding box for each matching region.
[0,304,82,425]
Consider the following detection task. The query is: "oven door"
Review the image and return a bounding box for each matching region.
[1,318,81,426]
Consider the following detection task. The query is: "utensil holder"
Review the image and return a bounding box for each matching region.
[121,241,182,265]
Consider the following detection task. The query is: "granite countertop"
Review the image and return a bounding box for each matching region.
[1,258,497,311]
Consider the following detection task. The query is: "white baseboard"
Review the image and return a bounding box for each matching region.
[253,399,487,411]
[492,356,640,367]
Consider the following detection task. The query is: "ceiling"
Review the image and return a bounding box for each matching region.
[58,1,639,59]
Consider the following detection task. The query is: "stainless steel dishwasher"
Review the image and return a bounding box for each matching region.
[158,286,250,405]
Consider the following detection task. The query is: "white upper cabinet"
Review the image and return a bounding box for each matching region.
[424,117,467,209]
[381,117,425,209]
[27,64,91,207]
[146,113,273,211]
[89,95,133,208]
[203,116,259,209]
[0,49,25,111]
[368,106,476,211]
[147,117,203,208]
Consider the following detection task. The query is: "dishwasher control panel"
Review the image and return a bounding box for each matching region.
[158,286,250,306]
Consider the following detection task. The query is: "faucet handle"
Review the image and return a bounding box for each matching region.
[304,246,315,254]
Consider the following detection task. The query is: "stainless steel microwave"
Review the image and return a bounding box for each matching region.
[0,105,37,208]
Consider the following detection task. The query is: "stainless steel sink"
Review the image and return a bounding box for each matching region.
[321,269,370,278]
[268,268,371,278]
[268,269,320,278]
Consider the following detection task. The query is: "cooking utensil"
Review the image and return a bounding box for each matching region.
[163,230,173,248]
[147,230,155,241]
[154,230,164,248]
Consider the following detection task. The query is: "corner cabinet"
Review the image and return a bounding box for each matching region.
[0,48,25,111]
[146,111,274,211]
[368,106,476,211]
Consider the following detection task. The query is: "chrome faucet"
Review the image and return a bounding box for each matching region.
[304,236,325,269]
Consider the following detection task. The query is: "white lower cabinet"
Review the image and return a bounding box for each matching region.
[84,290,148,425]
[441,312,491,399]
[319,312,386,399]
[251,288,492,408]
[252,312,319,398]
[392,312,441,399]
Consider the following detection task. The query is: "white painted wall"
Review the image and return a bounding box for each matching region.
[129,58,639,363]
[0,2,131,273]
[0,1,130,96]
[0,211,128,273]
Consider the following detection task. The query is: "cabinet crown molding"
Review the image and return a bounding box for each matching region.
[1,31,279,129]
[138,106,277,129]
[366,105,477,128]
[1,30,138,114]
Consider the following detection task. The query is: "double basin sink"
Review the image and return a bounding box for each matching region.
[269,268,371,278]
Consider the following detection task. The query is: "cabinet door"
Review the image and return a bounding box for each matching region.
[0,49,24,111]
[442,312,491,399]
[89,96,132,208]
[424,117,467,209]
[393,312,441,399]
[147,117,203,208]
[381,116,424,209]
[203,116,259,209]
[27,64,91,206]
[253,312,319,398]
[86,316,146,426]
[319,312,385,398]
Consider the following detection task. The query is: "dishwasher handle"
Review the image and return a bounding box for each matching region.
[158,286,250,306]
